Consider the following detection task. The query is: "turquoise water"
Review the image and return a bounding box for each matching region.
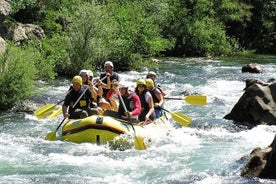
[1,57,276,183]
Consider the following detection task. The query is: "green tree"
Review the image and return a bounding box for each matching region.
[106,0,173,68]
[241,0,276,54]
[63,1,116,75]
[164,0,252,56]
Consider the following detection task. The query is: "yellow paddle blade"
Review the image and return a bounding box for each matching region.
[48,107,62,120]
[34,104,57,120]
[44,131,57,141]
[134,135,147,150]
[184,95,207,105]
[170,111,192,127]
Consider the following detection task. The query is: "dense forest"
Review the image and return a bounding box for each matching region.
[0,0,275,109]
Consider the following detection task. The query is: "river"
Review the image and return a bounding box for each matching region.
[1,57,276,183]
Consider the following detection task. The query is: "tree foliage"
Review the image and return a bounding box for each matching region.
[1,0,275,107]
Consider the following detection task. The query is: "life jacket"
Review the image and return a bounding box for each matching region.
[137,92,149,121]
[149,87,160,103]
[67,85,93,110]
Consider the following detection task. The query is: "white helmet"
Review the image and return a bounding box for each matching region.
[79,69,88,76]
[104,61,114,68]
[86,70,93,78]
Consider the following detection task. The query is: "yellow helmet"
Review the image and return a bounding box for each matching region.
[72,76,82,85]
[145,78,154,88]
[136,79,146,86]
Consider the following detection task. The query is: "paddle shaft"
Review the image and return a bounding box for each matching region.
[164,95,207,106]
[117,88,137,133]
[164,97,183,100]
[160,107,192,126]
[55,118,67,132]
[160,107,170,113]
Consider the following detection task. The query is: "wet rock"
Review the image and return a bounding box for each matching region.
[241,135,276,179]
[244,79,269,90]
[242,63,263,73]
[224,80,276,126]
[12,100,42,113]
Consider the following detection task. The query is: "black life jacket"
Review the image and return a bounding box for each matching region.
[137,92,149,121]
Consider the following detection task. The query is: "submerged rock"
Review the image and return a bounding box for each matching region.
[242,63,263,73]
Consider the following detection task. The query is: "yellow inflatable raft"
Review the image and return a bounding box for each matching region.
[61,115,169,148]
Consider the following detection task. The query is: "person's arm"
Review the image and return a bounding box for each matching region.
[100,73,111,89]
[88,81,98,101]
[129,94,141,116]
[62,105,69,118]
[145,94,155,120]
[96,78,103,97]
[154,88,164,107]
[62,93,71,118]
[106,88,115,100]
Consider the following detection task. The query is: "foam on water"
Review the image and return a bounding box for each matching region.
[1,58,276,183]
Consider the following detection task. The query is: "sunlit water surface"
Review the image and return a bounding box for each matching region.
[1,57,276,183]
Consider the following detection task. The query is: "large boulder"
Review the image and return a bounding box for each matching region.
[12,23,44,44]
[224,80,276,126]
[241,135,276,179]
[0,0,11,23]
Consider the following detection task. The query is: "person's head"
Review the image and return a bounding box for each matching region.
[104,61,114,73]
[146,71,156,81]
[72,76,82,91]
[86,70,93,81]
[119,82,128,96]
[79,69,89,84]
[145,78,154,90]
[111,79,118,87]
[136,79,147,93]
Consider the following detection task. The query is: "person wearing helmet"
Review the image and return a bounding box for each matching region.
[79,69,103,107]
[100,61,120,98]
[62,76,98,119]
[98,61,120,111]
[146,71,167,97]
[145,78,164,118]
[79,69,89,85]
[105,79,119,111]
[135,79,155,123]
[104,82,141,123]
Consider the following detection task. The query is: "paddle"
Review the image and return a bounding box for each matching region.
[160,107,192,127]
[34,99,64,120]
[48,107,63,120]
[44,118,67,141]
[117,87,147,150]
[165,95,207,105]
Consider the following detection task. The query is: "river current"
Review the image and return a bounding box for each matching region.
[1,57,276,183]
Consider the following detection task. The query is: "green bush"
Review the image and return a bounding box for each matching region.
[0,44,38,109]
